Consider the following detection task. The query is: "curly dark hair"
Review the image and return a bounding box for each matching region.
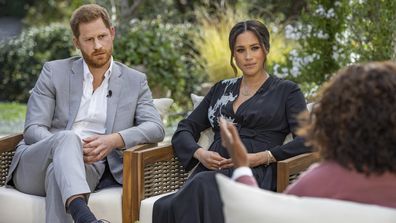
[298,61,396,175]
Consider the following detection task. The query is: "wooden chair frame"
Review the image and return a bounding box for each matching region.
[1,134,320,223]
[125,143,321,223]
[0,133,156,223]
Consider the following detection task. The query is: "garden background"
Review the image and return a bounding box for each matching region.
[0,0,395,136]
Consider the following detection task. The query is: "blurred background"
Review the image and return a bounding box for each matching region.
[0,0,395,136]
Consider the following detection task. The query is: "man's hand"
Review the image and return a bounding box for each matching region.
[82,133,124,164]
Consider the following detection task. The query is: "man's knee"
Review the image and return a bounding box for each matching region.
[54,131,81,143]
[52,131,82,152]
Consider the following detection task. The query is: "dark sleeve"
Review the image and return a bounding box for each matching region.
[269,82,311,160]
[171,85,217,171]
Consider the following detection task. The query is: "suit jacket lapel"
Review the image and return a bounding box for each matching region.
[105,63,122,133]
[66,58,84,130]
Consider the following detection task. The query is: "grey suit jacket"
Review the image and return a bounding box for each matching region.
[7,57,165,184]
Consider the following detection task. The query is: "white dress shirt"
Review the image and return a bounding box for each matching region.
[72,57,113,140]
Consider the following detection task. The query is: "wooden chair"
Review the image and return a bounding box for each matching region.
[0,133,156,223]
[127,143,321,223]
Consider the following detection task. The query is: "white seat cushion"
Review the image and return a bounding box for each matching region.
[89,187,122,222]
[139,192,176,223]
[0,186,45,223]
[0,186,122,223]
[0,98,172,223]
[216,174,396,223]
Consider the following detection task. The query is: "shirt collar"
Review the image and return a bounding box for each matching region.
[82,56,114,81]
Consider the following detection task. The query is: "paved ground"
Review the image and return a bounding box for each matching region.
[0,17,22,42]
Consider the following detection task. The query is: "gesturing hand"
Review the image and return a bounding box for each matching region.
[219,117,249,168]
[82,133,124,164]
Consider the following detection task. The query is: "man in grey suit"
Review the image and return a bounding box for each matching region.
[5,4,165,223]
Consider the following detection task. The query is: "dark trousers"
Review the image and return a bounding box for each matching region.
[153,171,225,223]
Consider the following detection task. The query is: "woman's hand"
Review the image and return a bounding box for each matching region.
[247,152,266,167]
[247,151,275,167]
[194,148,230,170]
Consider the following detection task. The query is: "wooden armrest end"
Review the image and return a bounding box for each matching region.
[123,143,179,223]
[124,143,158,153]
[0,133,23,153]
[276,152,320,192]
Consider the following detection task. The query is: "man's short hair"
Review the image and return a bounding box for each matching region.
[70,4,112,37]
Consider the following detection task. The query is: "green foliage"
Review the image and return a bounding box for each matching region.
[272,0,396,98]
[0,23,75,102]
[0,20,205,108]
[115,18,206,107]
[273,0,350,85]
[347,0,396,62]
[23,0,91,26]
[0,0,32,17]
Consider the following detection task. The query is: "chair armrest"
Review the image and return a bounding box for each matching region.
[0,133,23,186]
[122,143,188,223]
[276,152,320,192]
[0,133,23,153]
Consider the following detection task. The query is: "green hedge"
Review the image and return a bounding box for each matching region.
[271,0,396,100]
[0,20,206,108]
[115,19,206,106]
[0,23,74,102]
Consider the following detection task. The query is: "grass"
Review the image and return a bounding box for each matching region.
[0,102,26,135]
[193,6,244,82]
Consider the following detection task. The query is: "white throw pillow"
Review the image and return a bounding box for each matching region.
[190,94,214,149]
[216,174,396,223]
[153,98,173,119]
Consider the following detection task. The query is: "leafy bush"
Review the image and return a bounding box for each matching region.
[272,0,396,92]
[347,0,396,62]
[0,23,75,102]
[272,0,349,85]
[0,19,206,108]
[114,18,206,107]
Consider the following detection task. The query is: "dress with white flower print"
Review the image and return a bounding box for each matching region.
[172,75,310,190]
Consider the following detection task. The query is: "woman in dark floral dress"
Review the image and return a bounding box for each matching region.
[153,20,310,223]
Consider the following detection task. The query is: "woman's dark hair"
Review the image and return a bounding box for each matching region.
[228,20,270,76]
[298,61,396,175]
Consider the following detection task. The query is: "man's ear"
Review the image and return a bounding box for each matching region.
[72,36,80,49]
[110,26,115,40]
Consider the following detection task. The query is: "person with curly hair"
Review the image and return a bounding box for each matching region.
[221,61,396,208]
[284,61,396,207]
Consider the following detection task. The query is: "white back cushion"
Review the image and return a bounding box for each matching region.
[191,94,214,149]
[153,98,173,119]
[216,174,396,223]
